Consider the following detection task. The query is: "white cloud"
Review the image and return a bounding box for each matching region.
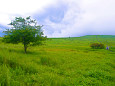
[0,0,56,26]
[0,0,115,37]
[43,0,115,37]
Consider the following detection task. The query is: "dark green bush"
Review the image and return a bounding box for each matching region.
[90,43,105,49]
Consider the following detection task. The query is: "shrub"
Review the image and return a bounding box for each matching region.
[90,43,105,49]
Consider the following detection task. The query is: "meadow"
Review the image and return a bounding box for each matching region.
[0,35,115,86]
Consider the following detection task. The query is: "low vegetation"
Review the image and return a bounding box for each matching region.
[90,43,105,49]
[0,35,115,86]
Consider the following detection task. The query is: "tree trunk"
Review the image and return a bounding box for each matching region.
[24,44,27,53]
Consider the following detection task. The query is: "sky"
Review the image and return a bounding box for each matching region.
[0,0,115,37]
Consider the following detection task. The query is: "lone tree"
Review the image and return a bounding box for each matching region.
[3,16,46,53]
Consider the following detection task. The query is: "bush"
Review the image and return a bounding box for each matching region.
[90,43,105,49]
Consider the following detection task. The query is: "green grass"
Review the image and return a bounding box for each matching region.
[0,35,115,86]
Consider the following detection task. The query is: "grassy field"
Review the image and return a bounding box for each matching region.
[0,35,115,86]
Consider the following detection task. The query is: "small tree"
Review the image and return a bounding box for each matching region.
[3,16,46,53]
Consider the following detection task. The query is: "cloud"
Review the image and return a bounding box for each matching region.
[36,0,115,37]
[33,2,67,23]
[0,0,115,37]
[0,0,56,26]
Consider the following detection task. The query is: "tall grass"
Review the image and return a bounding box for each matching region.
[0,35,115,86]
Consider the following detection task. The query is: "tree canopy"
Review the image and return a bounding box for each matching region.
[3,16,46,53]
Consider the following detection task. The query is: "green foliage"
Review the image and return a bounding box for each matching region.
[40,57,57,66]
[90,43,105,49]
[0,35,115,86]
[3,16,46,53]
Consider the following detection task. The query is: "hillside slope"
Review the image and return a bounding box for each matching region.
[0,35,115,86]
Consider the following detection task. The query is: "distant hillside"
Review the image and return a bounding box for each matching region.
[0,31,4,37]
[0,24,9,37]
[81,35,115,38]
[49,35,115,39]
